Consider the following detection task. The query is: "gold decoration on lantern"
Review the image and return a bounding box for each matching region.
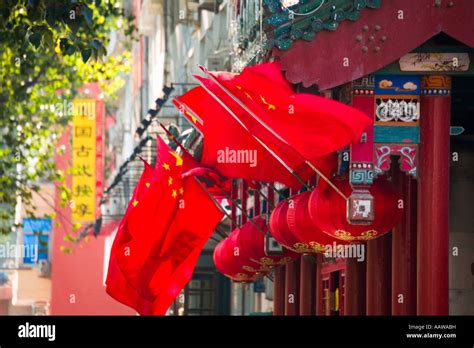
[334,230,354,241]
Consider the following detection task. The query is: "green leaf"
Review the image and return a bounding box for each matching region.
[29,32,41,48]
[81,48,92,63]
[81,5,93,26]
[42,29,54,49]
[91,38,101,50]
[65,44,76,55]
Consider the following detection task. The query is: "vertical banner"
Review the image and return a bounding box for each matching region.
[95,100,105,218]
[72,99,96,222]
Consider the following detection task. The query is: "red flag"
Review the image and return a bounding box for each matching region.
[204,62,373,160]
[115,138,186,296]
[137,176,224,314]
[173,91,204,132]
[105,160,156,314]
[176,85,316,188]
[107,138,223,314]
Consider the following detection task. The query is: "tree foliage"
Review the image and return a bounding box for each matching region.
[0,0,135,234]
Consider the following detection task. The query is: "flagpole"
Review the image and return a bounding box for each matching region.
[198,65,348,202]
[160,122,269,237]
[249,185,275,210]
[173,97,204,128]
[193,77,312,191]
[160,119,292,208]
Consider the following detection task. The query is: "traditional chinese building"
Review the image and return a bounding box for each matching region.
[250,0,474,316]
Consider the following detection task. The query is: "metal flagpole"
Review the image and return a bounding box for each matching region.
[191,77,312,191]
[198,65,348,201]
[159,122,269,237]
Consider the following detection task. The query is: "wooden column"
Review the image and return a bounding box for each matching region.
[299,255,315,315]
[392,167,417,315]
[315,254,323,315]
[231,180,238,230]
[273,266,285,315]
[253,183,260,216]
[417,89,450,315]
[366,233,392,315]
[240,180,248,224]
[344,257,366,315]
[284,258,300,315]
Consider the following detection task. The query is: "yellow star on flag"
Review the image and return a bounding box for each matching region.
[179,187,184,195]
[168,177,173,186]
[145,182,150,188]
[169,151,183,167]
[132,199,139,207]
[260,95,276,110]
[162,162,170,171]
[171,189,177,199]
[185,110,198,124]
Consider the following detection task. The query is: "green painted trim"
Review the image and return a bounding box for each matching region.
[374,125,420,144]
[265,0,382,50]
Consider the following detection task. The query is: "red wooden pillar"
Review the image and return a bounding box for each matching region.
[299,254,315,315]
[344,258,366,315]
[284,258,300,315]
[417,88,450,315]
[392,167,417,315]
[273,266,285,315]
[315,254,323,315]
[231,180,238,230]
[240,180,248,224]
[253,183,260,216]
[366,234,392,315]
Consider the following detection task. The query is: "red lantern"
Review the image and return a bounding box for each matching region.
[213,238,262,283]
[238,215,297,266]
[270,199,319,254]
[309,176,403,241]
[287,191,350,253]
[219,229,268,273]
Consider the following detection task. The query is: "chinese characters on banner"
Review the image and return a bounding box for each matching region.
[72,100,96,222]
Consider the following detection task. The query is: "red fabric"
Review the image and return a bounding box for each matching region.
[106,222,154,314]
[105,160,156,314]
[173,91,204,132]
[177,84,315,188]
[310,176,403,241]
[107,138,223,315]
[207,62,373,160]
[116,138,184,294]
[137,176,224,302]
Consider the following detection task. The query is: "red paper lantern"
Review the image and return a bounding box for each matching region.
[269,199,320,254]
[213,215,296,282]
[237,215,297,266]
[219,229,268,273]
[309,176,403,241]
[213,238,262,283]
[287,191,350,253]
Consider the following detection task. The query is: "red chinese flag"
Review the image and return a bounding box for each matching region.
[136,176,224,314]
[115,138,186,295]
[173,91,204,132]
[106,160,156,314]
[106,223,154,314]
[206,62,373,159]
[176,85,316,188]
